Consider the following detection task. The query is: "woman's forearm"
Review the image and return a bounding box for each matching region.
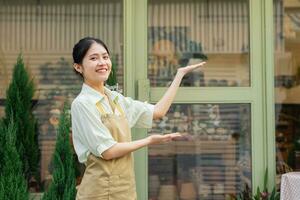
[153,71,184,119]
[101,137,150,160]
[153,62,205,119]
[101,133,181,160]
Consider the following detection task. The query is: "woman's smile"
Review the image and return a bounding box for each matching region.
[95,67,109,73]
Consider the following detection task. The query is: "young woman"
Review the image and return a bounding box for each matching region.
[71,37,206,200]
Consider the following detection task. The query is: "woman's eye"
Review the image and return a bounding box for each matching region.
[90,57,97,60]
[103,56,109,60]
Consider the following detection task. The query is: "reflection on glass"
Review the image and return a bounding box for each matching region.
[148,104,251,200]
[274,0,300,188]
[148,0,250,87]
[0,0,123,192]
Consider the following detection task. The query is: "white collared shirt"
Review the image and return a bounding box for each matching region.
[71,83,154,163]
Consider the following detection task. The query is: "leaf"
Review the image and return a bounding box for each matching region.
[263,168,268,192]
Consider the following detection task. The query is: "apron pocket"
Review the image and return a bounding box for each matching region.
[77,175,109,199]
[109,175,136,199]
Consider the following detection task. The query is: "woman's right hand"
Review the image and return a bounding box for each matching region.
[148,132,182,145]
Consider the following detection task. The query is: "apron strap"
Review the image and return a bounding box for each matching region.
[111,97,125,116]
[96,101,107,115]
[96,96,125,116]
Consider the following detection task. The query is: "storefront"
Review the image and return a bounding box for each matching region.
[0,0,299,199]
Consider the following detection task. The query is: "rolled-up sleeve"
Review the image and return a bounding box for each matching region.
[71,100,117,163]
[122,96,154,129]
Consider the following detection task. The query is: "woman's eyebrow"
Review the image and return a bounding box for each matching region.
[88,53,99,57]
[89,52,108,57]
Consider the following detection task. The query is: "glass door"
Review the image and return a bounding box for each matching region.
[147,1,252,199]
[127,0,269,199]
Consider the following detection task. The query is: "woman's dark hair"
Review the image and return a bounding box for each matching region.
[72,37,110,77]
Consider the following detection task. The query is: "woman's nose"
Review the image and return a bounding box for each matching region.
[97,59,105,65]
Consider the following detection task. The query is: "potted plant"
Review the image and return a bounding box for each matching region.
[233,169,280,200]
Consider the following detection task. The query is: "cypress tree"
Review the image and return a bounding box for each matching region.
[0,120,3,184]
[42,104,76,200]
[3,54,40,183]
[0,119,29,200]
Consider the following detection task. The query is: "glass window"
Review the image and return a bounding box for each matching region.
[0,0,123,192]
[148,103,251,200]
[273,0,300,188]
[148,0,250,87]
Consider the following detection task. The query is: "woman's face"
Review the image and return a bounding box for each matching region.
[77,42,112,85]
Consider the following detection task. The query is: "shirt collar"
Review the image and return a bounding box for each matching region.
[80,83,118,104]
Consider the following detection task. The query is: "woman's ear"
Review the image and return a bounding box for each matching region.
[73,63,83,74]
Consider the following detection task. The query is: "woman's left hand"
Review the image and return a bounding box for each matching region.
[177,61,206,76]
[153,61,206,120]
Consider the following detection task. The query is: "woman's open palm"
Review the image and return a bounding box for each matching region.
[148,133,182,145]
[177,61,206,75]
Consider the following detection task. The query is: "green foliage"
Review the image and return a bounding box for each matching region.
[294,136,300,151]
[0,118,29,200]
[3,54,40,183]
[234,169,280,200]
[106,56,118,86]
[236,184,252,200]
[0,120,3,173]
[42,103,76,200]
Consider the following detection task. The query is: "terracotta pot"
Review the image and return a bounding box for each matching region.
[158,185,178,200]
[180,182,196,200]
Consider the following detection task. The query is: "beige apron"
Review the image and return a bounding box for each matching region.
[76,97,137,200]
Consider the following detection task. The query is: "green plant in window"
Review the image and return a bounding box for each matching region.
[0,119,29,200]
[295,136,300,151]
[2,54,40,187]
[107,56,117,85]
[42,103,76,200]
[234,169,280,200]
[287,132,300,168]
[106,56,119,91]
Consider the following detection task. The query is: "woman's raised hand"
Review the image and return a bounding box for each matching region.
[177,61,206,76]
[148,132,182,145]
[152,61,206,120]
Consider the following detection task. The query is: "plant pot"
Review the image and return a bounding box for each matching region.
[158,185,178,200]
[180,182,197,200]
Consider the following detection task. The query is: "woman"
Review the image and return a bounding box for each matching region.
[71,37,206,200]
